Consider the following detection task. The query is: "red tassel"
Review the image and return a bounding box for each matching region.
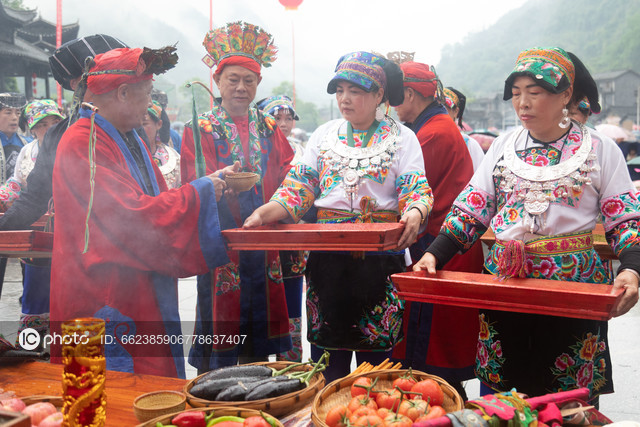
[497,240,527,279]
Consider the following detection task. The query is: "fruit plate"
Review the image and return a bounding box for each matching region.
[311,369,463,427]
[222,223,405,251]
[393,270,624,321]
[183,361,325,418]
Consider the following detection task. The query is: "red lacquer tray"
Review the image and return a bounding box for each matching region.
[222,223,405,251]
[392,270,623,321]
[0,230,53,258]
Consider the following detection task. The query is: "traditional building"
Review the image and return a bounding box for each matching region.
[0,3,79,98]
[593,70,640,123]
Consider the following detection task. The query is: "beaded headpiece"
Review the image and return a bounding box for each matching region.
[0,92,27,110]
[203,21,277,70]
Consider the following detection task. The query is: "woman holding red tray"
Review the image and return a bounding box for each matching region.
[245,51,434,381]
[413,47,640,405]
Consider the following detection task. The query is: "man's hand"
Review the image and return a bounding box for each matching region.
[611,269,640,317]
[243,210,263,228]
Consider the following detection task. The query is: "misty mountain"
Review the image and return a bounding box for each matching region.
[435,0,640,98]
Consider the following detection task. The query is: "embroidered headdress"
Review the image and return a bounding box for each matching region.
[147,100,163,121]
[503,47,600,114]
[24,99,64,129]
[443,88,459,109]
[0,92,27,110]
[327,51,404,106]
[203,21,277,76]
[257,95,299,120]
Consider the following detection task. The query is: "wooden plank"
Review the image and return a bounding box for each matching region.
[0,361,186,426]
[0,231,52,258]
[480,224,616,260]
[392,270,623,321]
[222,223,405,251]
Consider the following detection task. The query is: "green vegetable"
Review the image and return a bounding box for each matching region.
[205,415,246,427]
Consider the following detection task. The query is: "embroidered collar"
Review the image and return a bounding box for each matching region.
[198,104,275,177]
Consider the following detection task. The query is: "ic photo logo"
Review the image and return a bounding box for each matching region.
[18,327,41,351]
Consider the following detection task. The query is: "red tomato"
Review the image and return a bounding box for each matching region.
[243,416,273,427]
[353,415,384,427]
[384,413,413,427]
[349,406,377,424]
[350,377,377,398]
[376,407,392,419]
[347,396,378,413]
[392,376,416,392]
[415,405,447,421]
[374,389,402,411]
[398,398,429,421]
[325,405,351,427]
[410,379,444,406]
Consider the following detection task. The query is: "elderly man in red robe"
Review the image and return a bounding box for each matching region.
[180,22,294,371]
[391,61,485,400]
[50,46,232,378]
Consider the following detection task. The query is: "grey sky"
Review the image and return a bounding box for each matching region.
[24,0,527,106]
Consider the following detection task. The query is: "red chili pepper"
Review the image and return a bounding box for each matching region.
[172,411,207,427]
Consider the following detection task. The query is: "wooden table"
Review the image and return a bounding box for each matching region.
[0,361,186,426]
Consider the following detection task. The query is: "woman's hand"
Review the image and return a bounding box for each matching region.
[412,252,438,274]
[611,269,640,317]
[396,208,422,250]
[243,210,263,228]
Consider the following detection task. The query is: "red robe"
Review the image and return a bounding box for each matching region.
[50,110,229,378]
[180,104,294,370]
[393,103,484,383]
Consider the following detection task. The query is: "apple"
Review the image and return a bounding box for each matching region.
[0,398,26,412]
[22,402,57,426]
[38,411,63,427]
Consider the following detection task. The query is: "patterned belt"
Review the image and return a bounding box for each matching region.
[493,230,594,279]
[495,230,594,256]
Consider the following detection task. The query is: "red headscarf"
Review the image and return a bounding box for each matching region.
[214,56,261,76]
[87,48,153,95]
[400,61,438,98]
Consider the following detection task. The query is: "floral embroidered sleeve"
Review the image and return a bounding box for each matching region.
[395,171,433,217]
[440,184,495,251]
[270,164,320,222]
[0,177,22,213]
[601,192,640,255]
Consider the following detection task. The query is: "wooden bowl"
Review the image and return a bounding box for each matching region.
[133,390,186,423]
[136,406,284,427]
[183,361,325,418]
[311,369,463,427]
[225,172,260,192]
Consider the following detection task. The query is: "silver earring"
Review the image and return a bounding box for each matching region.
[375,106,385,121]
[558,107,571,129]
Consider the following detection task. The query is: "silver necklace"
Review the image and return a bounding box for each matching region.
[494,123,599,231]
[319,117,400,207]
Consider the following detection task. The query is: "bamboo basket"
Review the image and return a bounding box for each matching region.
[311,369,463,427]
[183,361,325,418]
[136,406,284,427]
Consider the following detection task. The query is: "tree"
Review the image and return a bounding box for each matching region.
[1,0,26,10]
[270,81,320,132]
[177,78,216,122]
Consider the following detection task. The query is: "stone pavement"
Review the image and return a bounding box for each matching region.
[1,258,638,421]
